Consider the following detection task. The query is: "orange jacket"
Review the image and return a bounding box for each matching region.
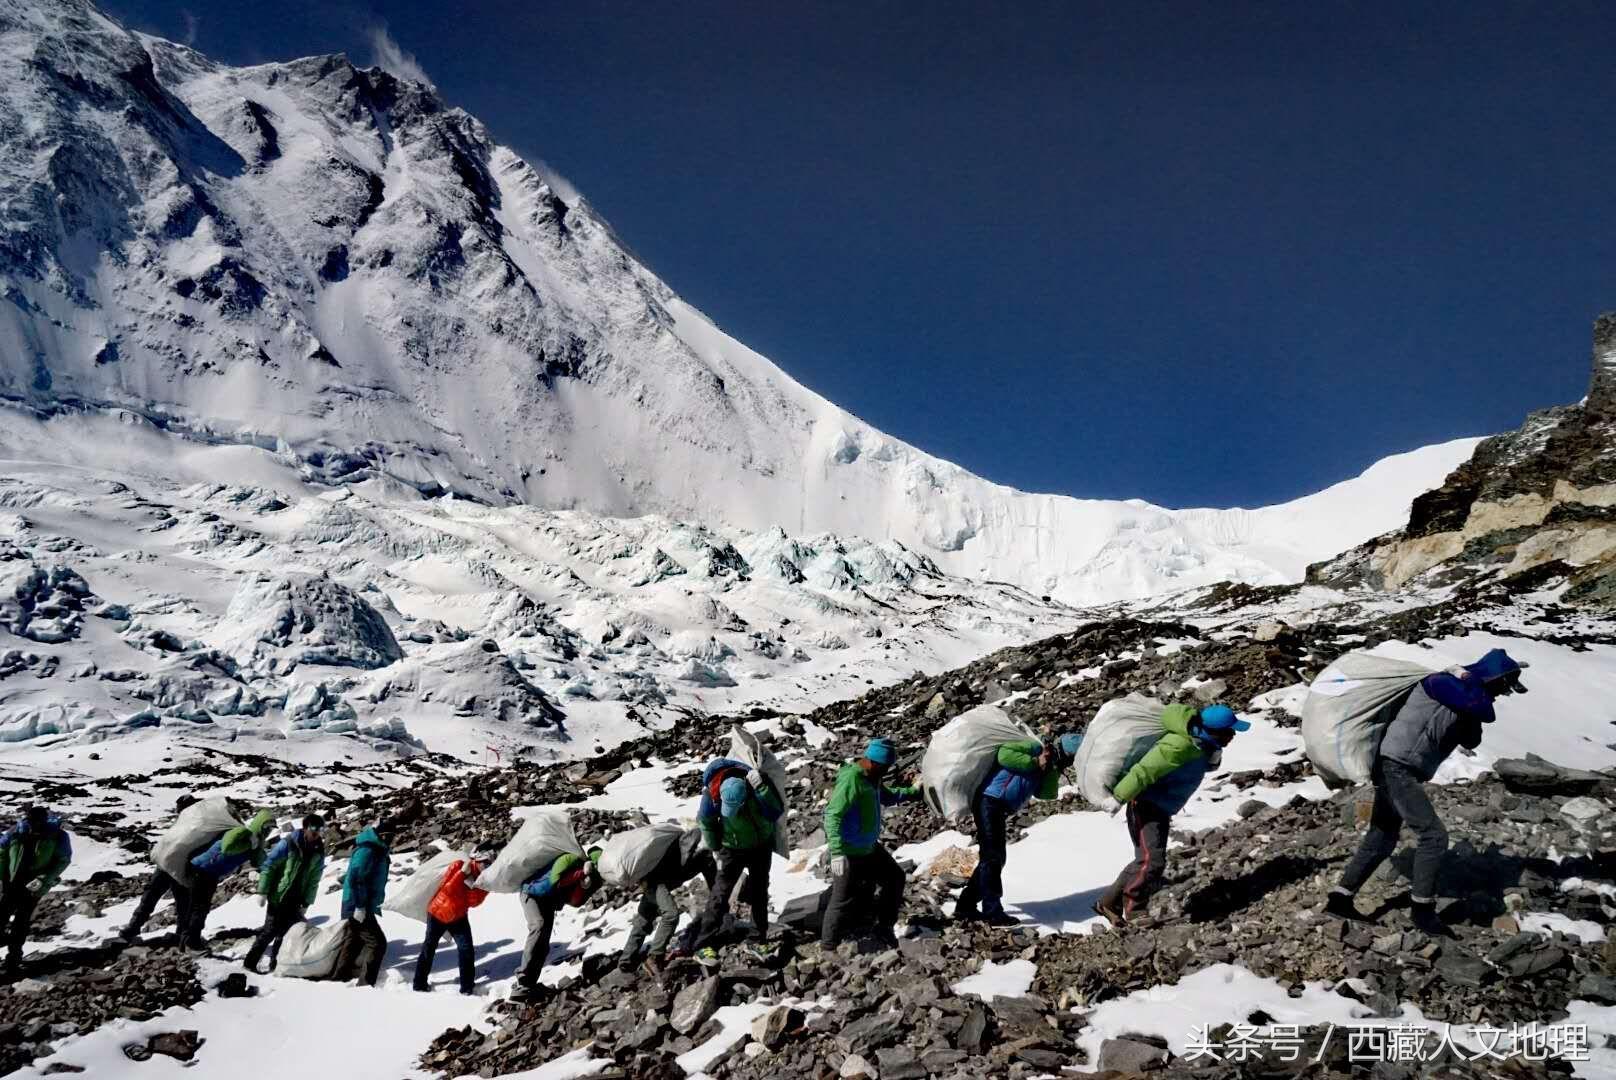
[427,858,488,924]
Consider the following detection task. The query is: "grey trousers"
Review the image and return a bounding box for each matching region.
[622,883,681,959]
[1338,757,1449,903]
[518,895,558,989]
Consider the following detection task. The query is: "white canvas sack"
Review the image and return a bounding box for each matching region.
[275,919,352,980]
[1073,694,1167,805]
[152,798,242,881]
[598,823,685,887]
[920,704,1036,822]
[1302,652,1433,787]
[728,726,791,857]
[383,849,469,921]
[474,808,582,893]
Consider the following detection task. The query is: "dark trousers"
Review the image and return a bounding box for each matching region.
[1338,758,1449,903]
[333,914,387,986]
[694,846,772,948]
[243,901,304,970]
[821,843,906,947]
[414,916,475,993]
[1100,800,1171,919]
[517,896,557,989]
[184,874,218,945]
[957,794,1011,916]
[1,888,40,966]
[124,869,193,941]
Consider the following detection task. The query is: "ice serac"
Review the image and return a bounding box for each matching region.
[1310,312,1616,603]
[0,0,1469,605]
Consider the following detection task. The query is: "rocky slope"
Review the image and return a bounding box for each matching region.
[1311,313,1616,605]
[0,0,1475,605]
[5,576,1616,1078]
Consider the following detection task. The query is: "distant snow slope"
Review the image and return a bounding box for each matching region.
[0,0,1477,605]
[0,413,1076,760]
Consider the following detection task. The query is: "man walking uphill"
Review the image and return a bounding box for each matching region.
[182,809,274,951]
[514,848,602,998]
[1094,704,1248,928]
[955,733,1081,927]
[691,755,785,964]
[0,805,71,978]
[244,814,326,972]
[822,738,920,948]
[1327,649,1527,936]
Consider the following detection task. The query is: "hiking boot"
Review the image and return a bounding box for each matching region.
[615,954,637,974]
[1091,900,1126,929]
[745,941,778,962]
[642,955,666,980]
[694,947,720,969]
[117,927,139,945]
[982,911,1019,928]
[953,903,981,924]
[1410,901,1454,939]
[1324,892,1374,923]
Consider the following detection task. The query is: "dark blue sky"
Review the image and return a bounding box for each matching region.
[110,1,1614,508]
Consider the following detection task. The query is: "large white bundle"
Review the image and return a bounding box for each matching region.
[152,798,242,881]
[729,726,791,856]
[383,849,469,922]
[920,704,1035,822]
[1302,652,1433,787]
[598,823,685,887]
[1073,695,1167,805]
[275,919,352,980]
[475,809,582,893]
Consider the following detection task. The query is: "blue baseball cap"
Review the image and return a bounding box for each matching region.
[865,738,898,766]
[1199,704,1250,732]
[719,776,749,817]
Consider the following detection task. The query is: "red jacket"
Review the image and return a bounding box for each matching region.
[427,859,488,924]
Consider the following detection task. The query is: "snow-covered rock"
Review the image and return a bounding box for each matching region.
[213,574,403,671]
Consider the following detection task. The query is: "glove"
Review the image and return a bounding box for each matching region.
[1099,796,1122,816]
[746,769,766,791]
[829,856,848,879]
[350,910,365,924]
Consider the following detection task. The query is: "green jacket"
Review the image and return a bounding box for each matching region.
[824,763,918,857]
[1,815,71,894]
[698,760,786,851]
[1111,704,1214,805]
[259,829,326,907]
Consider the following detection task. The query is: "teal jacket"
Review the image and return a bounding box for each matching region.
[341,827,390,918]
[824,762,918,857]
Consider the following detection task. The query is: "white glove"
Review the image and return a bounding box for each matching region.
[350,910,365,924]
[830,856,848,879]
[746,769,766,791]
[1099,796,1122,816]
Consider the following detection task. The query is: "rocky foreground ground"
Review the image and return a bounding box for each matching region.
[4,592,1615,1077]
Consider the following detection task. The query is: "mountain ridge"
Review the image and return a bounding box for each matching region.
[1,0,1474,604]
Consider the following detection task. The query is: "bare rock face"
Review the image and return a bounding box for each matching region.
[1309,312,1616,602]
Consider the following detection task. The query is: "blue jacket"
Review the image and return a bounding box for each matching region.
[189,810,274,880]
[1138,756,1213,815]
[341,827,390,918]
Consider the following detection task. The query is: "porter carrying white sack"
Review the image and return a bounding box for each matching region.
[383,849,469,922]
[729,726,791,857]
[275,919,353,980]
[474,808,582,893]
[1302,652,1433,788]
[152,798,242,881]
[921,704,1036,822]
[1073,694,1167,806]
[598,823,685,888]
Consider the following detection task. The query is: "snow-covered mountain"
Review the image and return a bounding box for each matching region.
[0,0,1474,606]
